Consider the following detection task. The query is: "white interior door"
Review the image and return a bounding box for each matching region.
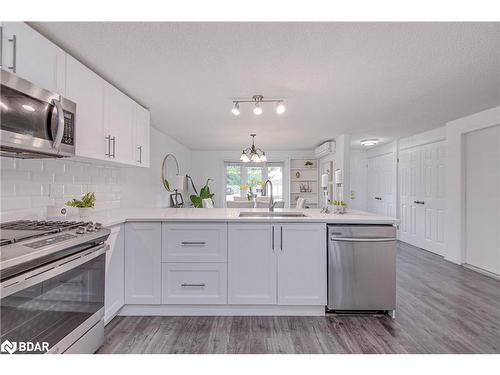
[367,153,396,216]
[465,125,500,275]
[420,142,446,255]
[398,141,446,255]
[398,147,420,247]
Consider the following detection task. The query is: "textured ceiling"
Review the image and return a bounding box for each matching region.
[30,22,500,150]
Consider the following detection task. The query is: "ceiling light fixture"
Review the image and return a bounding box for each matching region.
[231,102,240,116]
[276,102,286,115]
[360,139,379,147]
[240,134,267,163]
[231,95,285,116]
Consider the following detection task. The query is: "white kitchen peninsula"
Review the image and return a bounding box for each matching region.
[94,208,397,321]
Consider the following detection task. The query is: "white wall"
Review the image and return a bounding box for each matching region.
[0,126,192,221]
[121,126,192,208]
[445,106,500,264]
[190,149,315,208]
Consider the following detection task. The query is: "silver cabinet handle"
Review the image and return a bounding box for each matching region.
[272,226,275,251]
[280,226,283,251]
[181,283,206,287]
[111,136,116,158]
[330,237,396,242]
[137,145,142,163]
[8,34,16,73]
[0,26,3,69]
[181,241,206,246]
[105,135,111,157]
[51,98,64,150]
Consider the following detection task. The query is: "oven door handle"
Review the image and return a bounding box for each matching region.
[0,243,108,298]
[51,98,65,151]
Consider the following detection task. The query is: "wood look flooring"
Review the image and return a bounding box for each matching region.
[98,242,500,354]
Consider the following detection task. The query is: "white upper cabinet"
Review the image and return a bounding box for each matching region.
[1,22,66,95]
[103,82,135,165]
[278,224,326,305]
[66,54,107,161]
[133,104,150,167]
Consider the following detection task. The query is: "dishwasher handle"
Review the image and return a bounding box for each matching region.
[330,237,396,242]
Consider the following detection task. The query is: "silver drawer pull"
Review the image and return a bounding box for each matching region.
[181,241,206,246]
[181,283,206,287]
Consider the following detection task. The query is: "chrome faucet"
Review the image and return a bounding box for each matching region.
[263,179,277,212]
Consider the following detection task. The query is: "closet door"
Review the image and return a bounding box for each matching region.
[465,125,500,275]
[399,147,421,247]
[367,153,396,216]
[420,142,446,255]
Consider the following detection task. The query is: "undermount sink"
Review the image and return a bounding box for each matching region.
[239,211,308,218]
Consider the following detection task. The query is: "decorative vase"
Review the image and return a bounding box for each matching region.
[79,207,93,220]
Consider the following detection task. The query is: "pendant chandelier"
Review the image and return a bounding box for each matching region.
[240,134,267,163]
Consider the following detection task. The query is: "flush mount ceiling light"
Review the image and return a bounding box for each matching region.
[240,134,267,163]
[232,95,285,116]
[360,139,379,147]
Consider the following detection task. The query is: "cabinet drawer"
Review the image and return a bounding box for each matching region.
[161,263,227,304]
[162,223,227,262]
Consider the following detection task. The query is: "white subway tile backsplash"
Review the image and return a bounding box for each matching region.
[0,158,122,215]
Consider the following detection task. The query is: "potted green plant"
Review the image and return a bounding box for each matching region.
[305,160,314,168]
[189,179,215,208]
[66,192,96,219]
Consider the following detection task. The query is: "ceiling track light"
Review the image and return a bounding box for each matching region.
[231,94,286,116]
[240,134,267,163]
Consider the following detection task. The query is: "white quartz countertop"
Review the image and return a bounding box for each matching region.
[81,208,398,227]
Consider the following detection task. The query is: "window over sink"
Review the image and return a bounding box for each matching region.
[224,162,284,205]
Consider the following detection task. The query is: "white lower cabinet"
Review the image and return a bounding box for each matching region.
[278,224,327,305]
[228,223,326,305]
[105,224,125,324]
[161,263,227,304]
[125,222,162,304]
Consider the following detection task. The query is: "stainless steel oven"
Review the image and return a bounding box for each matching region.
[0,243,106,354]
[0,70,76,159]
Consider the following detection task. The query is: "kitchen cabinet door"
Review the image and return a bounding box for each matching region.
[124,222,162,304]
[1,22,66,95]
[278,224,327,305]
[228,223,277,304]
[66,54,107,161]
[103,82,135,165]
[105,224,125,324]
[133,104,150,168]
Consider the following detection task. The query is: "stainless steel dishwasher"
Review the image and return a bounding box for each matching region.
[327,225,397,317]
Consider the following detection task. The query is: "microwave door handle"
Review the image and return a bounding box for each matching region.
[51,98,65,150]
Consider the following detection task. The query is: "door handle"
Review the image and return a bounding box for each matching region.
[375,197,382,200]
[105,135,111,157]
[272,226,275,251]
[413,200,425,205]
[51,98,64,150]
[280,226,283,251]
[111,136,116,158]
[137,145,142,163]
[8,34,16,73]
[180,241,206,246]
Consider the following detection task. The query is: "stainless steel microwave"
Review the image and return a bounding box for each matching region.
[0,70,76,158]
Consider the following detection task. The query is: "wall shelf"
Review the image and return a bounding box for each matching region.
[289,158,318,208]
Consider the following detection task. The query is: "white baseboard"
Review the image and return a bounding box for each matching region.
[119,304,325,316]
[463,263,500,281]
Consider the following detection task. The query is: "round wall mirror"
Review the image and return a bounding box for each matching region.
[161,153,181,192]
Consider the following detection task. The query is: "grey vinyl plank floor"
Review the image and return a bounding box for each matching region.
[98,241,500,354]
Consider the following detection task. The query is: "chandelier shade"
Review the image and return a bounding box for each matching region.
[240,134,267,163]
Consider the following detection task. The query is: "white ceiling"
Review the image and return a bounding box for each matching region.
[30,22,500,150]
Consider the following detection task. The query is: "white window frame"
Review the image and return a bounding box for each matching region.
[223,161,285,206]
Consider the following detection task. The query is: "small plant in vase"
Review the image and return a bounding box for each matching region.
[330,200,347,214]
[305,161,314,168]
[66,192,96,219]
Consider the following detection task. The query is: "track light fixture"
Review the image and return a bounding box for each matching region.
[231,95,286,116]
